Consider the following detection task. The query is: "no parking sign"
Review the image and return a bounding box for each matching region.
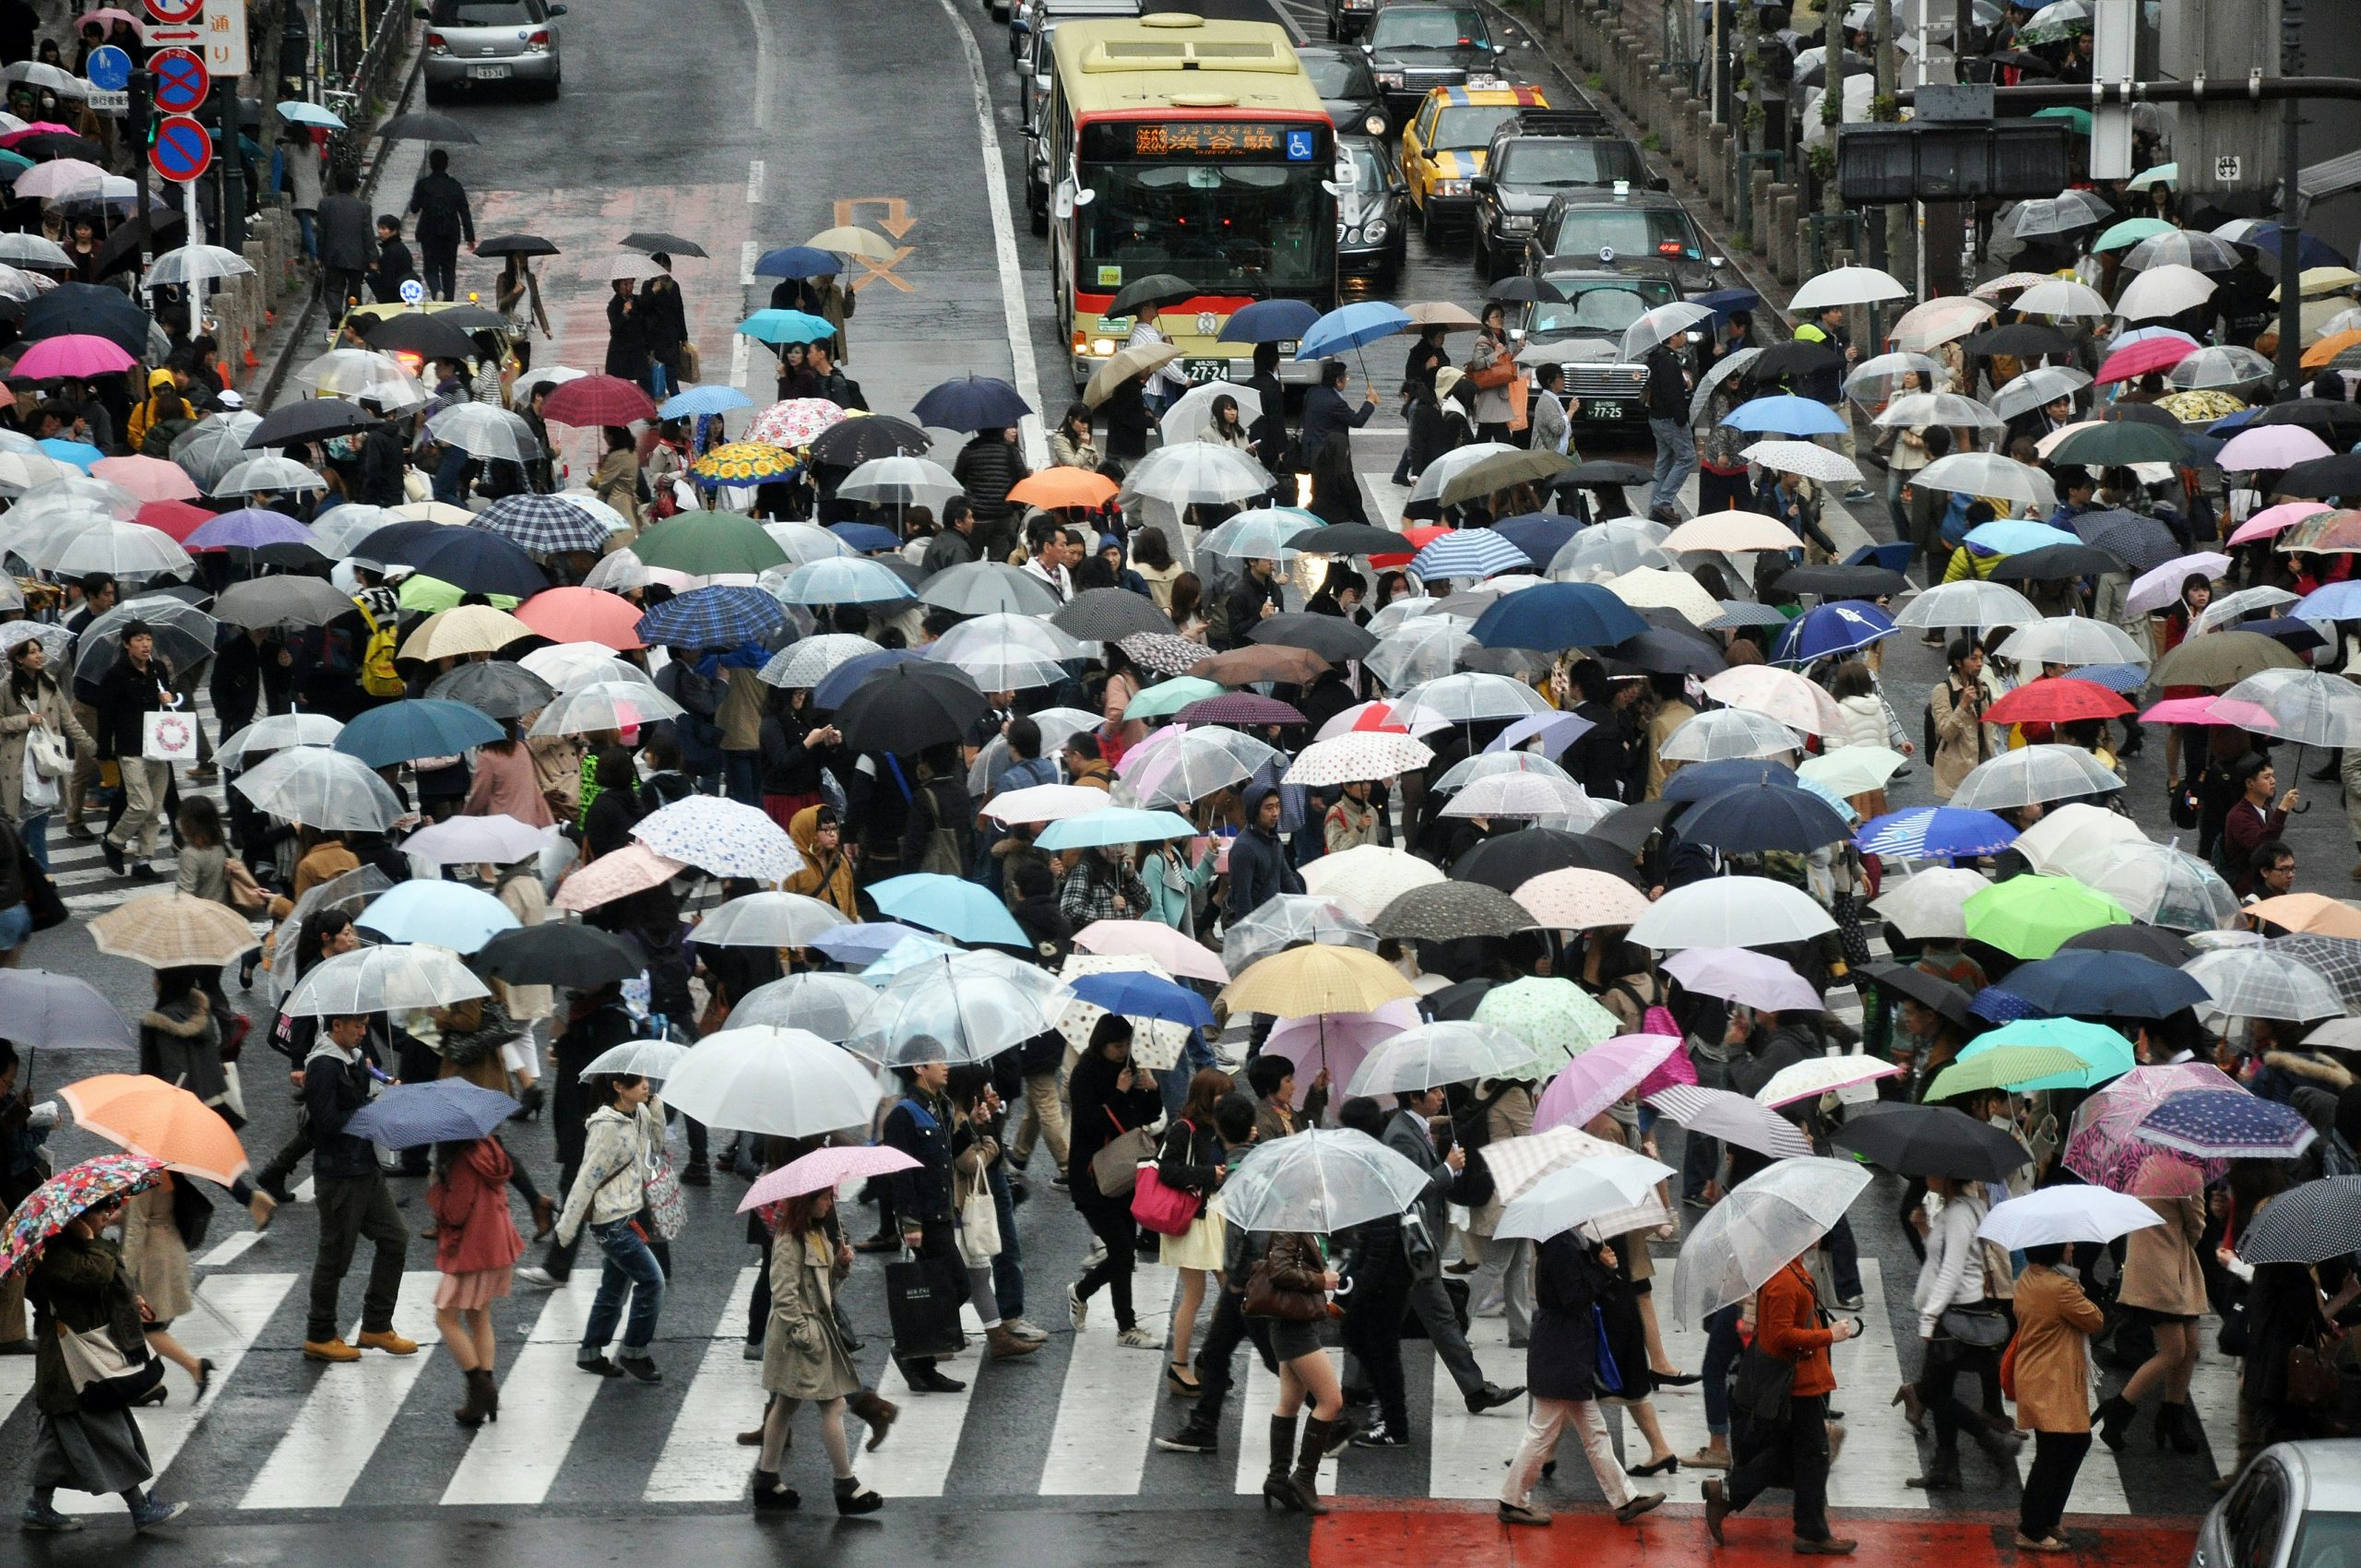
[150,114,211,184]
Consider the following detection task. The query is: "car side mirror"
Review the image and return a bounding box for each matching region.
[546,3,565,13]
[1470,175,1494,194]
[1708,254,1726,268]
[1389,183,1408,199]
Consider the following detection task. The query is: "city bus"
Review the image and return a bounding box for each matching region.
[1043,11,1338,388]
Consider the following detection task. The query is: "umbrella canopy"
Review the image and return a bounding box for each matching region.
[1660,707,1804,763]
[1831,1102,2031,1181]
[1512,867,1651,931]
[1671,1157,1872,1324]
[0,1153,167,1280]
[1299,843,1446,921]
[1963,873,2131,958]
[662,1026,881,1136]
[729,973,884,1042]
[2236,1176,2361,1265]
[1465,580,1647,650]
[1223,944,1416,1019]
[1867,867,2005,941]
[1960,1017,2137,1090]
[1661,947,1821,1012]
[847,956,1070,1065]
[1215,1128,1431,1232]
[400,812,558,868]
[868,872,1026,946]
[57,1075,245,1185]
[927,612,1086,690]
[1071,920,1228,984]
[1495,1153,1680,1243]
[2182,947,2343,1022]
[1627,875,1837,950]
[1055,588,1174,644]
[284,944,490,1016]
[342,1078,519,1150]
[634,795,803,882]
[1369,881,1534,942]
[1755,1054,1902,1108]
[1978,1186,2165,1249]
[1531,1033,1685,1135]
[527,679,685,739]
[2137,1089,2315,1160]
[232,746,402,832]
[1221,893,1378,974]
[1644,1085,1815,1159]
[333,697,504,768]
[1344,1021,1536,1099]
[473,924,647,988]
[916,561,1062,617]
[1472,976,1620,1078]
[1948,743,2125,810]
[0,971,132,1052]
[1986,949,2211,1021]
[833,661,986,754]
[88,891,255,968]
[1677,781,1853,855]
[355,880,518,952]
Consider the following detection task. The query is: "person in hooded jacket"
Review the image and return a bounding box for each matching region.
[1223,783,1302,924]
[784,805,859,928]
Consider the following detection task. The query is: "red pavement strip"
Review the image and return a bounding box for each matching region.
[1313,1504,2200,1568]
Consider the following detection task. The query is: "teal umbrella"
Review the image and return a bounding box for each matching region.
[1124,676,1223,720]
[2033,106,2094,135]
[1959,1017,2136,1091]
[2093,216,2177,252]
[1035,807,1197,851]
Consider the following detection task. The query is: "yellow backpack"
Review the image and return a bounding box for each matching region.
[352,598,405,698]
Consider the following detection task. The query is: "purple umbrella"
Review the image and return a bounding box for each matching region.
[2137,1089,2318,1160]
[1174,693,1308,727]
[184,506,315,551]
[1533,1033,1683,1134]
[1661,946,1822,1012]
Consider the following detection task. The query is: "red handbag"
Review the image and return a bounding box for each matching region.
[1130,1120,1204,1236]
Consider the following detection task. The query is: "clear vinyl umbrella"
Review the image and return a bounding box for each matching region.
[521,643,658,691]
[1547,517,1671,580]
[1948,743,2125,810]
[924,612,1088,691]
[1215,1127,1433,1232]
[294,348,429,410]
[528,679,686,738]
[1910,451,2056,507]
[217,711,343,770]
[2077,841,2240,932]
[1343,1020,1536,1097]
[1119,441,1275,508]
[168,412,266,492]
[49,521,193,580]
[727,973,884,1042]
[689,891,849,948]
[1394,671,1550,731]
[1431,750,1575,790]
[143,244,255,291]
[1986,363,2094,422]
[1670,1156,1871,1324]
[427,402,540,464]
[1873,392,2005,432]
[836,456,960,509]
[2183,948,2343,1023]
[310,502,411,559]
[660,1026,881,1137]
[845,955,1073,1065]
[1894,579,2042,631]
[1660,707,1803,763]
[2223,669,2361,747]
[1126,727,1276,808]
[71,596,217,682]
[232,746,404,832]
[1438,772,1596,820]
[282,943,489,1016]
[212,453,328,496]
[1364,615,1476,690]
[1221,892,1378,975]
[1997,616,2147,667]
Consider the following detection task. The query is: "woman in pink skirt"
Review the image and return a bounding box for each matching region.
[428,1134,527,1429]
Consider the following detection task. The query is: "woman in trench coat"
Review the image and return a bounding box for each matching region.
[753,1185,884,1516]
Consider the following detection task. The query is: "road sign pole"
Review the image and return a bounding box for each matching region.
[2276,93,2304,398]
[129,67,152,275]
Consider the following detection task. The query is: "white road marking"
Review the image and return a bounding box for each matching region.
[746,159,765,206]
[1039,1263,1176,1493]
[731,0,778,133]
[849,1299,988,1498]
[1231,1341,1338,1493]
[641,1266,765,1502]
[441,1271,613,1505]
[740,238,758,287]
[239,1273,443,1510]
[1428,1310,1529,1498]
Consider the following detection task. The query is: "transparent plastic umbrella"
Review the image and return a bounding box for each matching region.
[1998,616,2147,667]
[1215,1127,1433,1232]
[1874,391,2006,431]
[2223,669,2361,747]
[426,402,540,464]
[1221,893,1378,975]
[1394,671,1550,731]
[760,633,883,689]
[1546,517,1671,580]
[1432,750,1575,790]
[1438,772,1596,820]
[924,612,1087,691]
[217,711,343,770]
[1129,727,1275,807]
[71,595,215,682]
[282,944,489,1016]
[1343,1021,1535,1098]
[1196,507,1313,562]
[528,679,686,738]
[231,746,402,831]
[294,348,428,410]
[2076,841,2240,932]
[660,1026,882,1137]
[762,521,852,566]
[521,644,657,692]
[1406,442,1518,506]
[845,956,1072,1065]
[689,891,849,947]
[1910,451,2055,506]
[310,502,410,560]
[1948,743,2125,810]
[1670,1156,1872,1324]
[212,453,327,496]
[1365,616,1476,690]
[727,973,882,1042]
[2182,948,2343,1023]
[1986,363,2094,422]
[1660,707,1803,763]
[1119,441,1274,508]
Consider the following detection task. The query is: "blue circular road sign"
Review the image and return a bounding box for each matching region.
[149,47,209,115]
[149,115,211,184]
[84,45,131,92]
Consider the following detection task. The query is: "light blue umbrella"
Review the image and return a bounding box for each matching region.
[37,438,101,470]
[2296,580,2361,621]
[812,921,934,966]
[1294,300,1413,362]
[277,100,347,129]
[333,697,504,767]
[1197,506,1315,562]
[1721,394,1849,435]
[355,880,521,953]
[1035,807,1197,851]
[860,932,961,982]
[737,309,837,345]
[1960,1017,2137,1090]
[1964,518,2083,555]
[774,555,917,606]
[658,385,753,418]
[343,1078,520,1148]
[869,873,1028,946]
[1410,529,1533,582]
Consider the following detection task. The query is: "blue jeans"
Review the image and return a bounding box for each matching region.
[1702,1301,1743,1437]
[987,1158,1023,1320]
[295,209,316,260]
[721,751,761,806]
[581,1218,666,1356]
[1648,417,1696,516]
[18,810,49,871]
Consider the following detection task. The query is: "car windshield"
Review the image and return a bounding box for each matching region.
[2289,1513,2361,1568]
[1528,277,1678,337]
[429,0,537,22]
[1339,143,1386,188]
[1303,57,1375,100]
[1496,139,1644,187]
[1370,8,1489,48]
[1080,162,1331,291]
[1544,205,1701,260]
[1432,105,1521,149]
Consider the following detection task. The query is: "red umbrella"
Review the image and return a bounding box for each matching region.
[1372,524,1452,569]
[133,499,214,541]
[515,586,646,650]
[1983,676,2133,725]
[2094,336,2196,385]
[539,374,659,428]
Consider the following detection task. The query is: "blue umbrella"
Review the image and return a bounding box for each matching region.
[1857,805,2019,858]
[2069,662,2151,695]
[355,878,521,951]
[1410,529,1531,582]
[869,873,1027,946]
[1965,518,2084,555]
[636,584,790,648]
[912,374,1034,433]
[1489,512,1582,566]
[1773,600,1896,664]
[753,246,842,279]
[1722,394,1848,435]
[1960,1017,2135,1090]
[1692,288,1761,322]
[1217,298,1321,344]
[2138,1089,2317,1159]
[1035,807,1198,851]
[335,698,504,767]
[276,100,346,129]
[2296,580,2361,621]
[2249,227,2349,269]
[1966,987,2042,1025]
[1294,300,1413,362]
[38,438,102,470]
[813,647,924,709]
[1661,758,1798,803]
[658,385,754,419]
[737,309,836,345]
[2244,616,2331,652]
[860,933,961,980]
[1845,541,1916,573]
[1467,580,1649,650]
[827,521,903,554]
[2205,410,2260,435]
[1068,970,1216,1030]
[775,555,918,607]
[185,506,314,550]
[1979,949,2212,1021]
[403,529,550,598]
[812,921,935,966]
[1676,781,1854,853]
[343,1078,521,1149]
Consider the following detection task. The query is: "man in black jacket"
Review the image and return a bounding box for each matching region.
[1643,339,1694,522]
[954,428,1027,564]
[405,148,475,301]
[1223,783,1302,923]
[316,171,374,315]
[95,621,176,877]
[1244,343,1289,482]
[366,214,416,304]
[301,1014,416,1362]
[1220,556,1284,650]
[919,496,978,574]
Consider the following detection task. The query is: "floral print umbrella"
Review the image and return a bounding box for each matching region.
[747,398,848,448]
[691,441,801,485]
[1,1151,165,1278]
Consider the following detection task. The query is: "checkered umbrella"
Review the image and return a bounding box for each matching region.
[635,585,789,649]
[2236,1176,2361,1265]
[2183,947,2344,1023]
[2138,1089,2317,1161]
[2074,511,2181,575]
[475,492,610,554]
[2264,935,2361,1007]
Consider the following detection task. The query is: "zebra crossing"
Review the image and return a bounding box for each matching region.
[42,688,234,920]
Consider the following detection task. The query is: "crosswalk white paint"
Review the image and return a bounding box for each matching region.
[1038,1263,1175,1494]
[642,1267,765,1503]
[442,1270,625,1505]
[844,1297,990,1499]
[1229,1341,1338,1495]
[1428,1312,1531,1498]
[239,1272,444,1510]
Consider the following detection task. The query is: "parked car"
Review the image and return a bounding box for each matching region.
[1469,107,1656,281]
[1525,186,1727,295]
[1299,44,1390,137]
[1359,4,1509,123]
[1335,135,1407,285]
[2194,1443,2361,1568]
[420,0,564,101]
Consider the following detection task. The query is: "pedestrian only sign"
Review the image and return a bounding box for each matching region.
[82,42,129,113]
[150,114,212,184]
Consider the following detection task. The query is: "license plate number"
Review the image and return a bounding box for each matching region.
[1582,401,1627,421]
[1180,358,1232,384]
[469,64,511,77]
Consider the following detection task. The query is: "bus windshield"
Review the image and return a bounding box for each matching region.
[1079,161,1331,293]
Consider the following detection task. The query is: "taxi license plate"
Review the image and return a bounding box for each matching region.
[1583,401,1627,421]
[1180,359,1232,385]
[469,64,512,77]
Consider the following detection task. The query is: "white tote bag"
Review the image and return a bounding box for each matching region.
[142,708,200,764]
[19,748,55,812]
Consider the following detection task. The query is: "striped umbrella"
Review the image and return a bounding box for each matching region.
[1408,528,1531,582]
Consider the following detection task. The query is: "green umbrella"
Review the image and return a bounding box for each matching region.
[2033,105,2094,134]
[1927,1045,2093,1100]
[1959,1017,2137,1090]
[1124,677,1224,720]
[2092,216,2177,252]
[2045,420,2190,468]
[1963,873,2130,958]
[397,575,522,614]
[1473,976,1619,1080]
[2127,162,2178,191]
[630,510,791,576]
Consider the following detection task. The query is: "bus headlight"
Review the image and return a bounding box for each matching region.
[1090,338,1117,356]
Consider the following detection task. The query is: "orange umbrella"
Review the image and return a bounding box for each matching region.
[2300,329,2361,370]
[1005,469,1119,510]
[515,586,647,650]
[2245,893,2361,938]
[58,1075,248,1186]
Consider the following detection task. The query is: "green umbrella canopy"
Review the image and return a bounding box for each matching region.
[1963,873,2130,959]
[629,510,791,576]
[1123,676,1224,720]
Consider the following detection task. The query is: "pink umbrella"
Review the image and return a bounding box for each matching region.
[77,6,141,24]
[2228,502,2333,547]
[2095,336,2196,385]
[748,398,848,448]
[1071,917,1228,983]
[552,843,687,912]
[1267,999,1418,1108]
[1533,1033,1682,1135]
[737,1145,919,1212]
[9,159,106,201]
[12,332,134,380]
[2139,695,2276,728]
[2215,425,2331,473]
[92,454,199,503]
[1660,946,1821,1011]
[2062,1062,2235,1194]
[0,124,78,148]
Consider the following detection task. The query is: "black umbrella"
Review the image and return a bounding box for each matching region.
[377,110,479,144]
[475,924,645,986]
[1966,323,2074,361]
[1252,612,1377,662]
[1831,1102,2031,1180]
[1051,586,1169,642]
[2070,509,2178,574]
[1610,625,1723,676]
[1373,881,1536,942]
[350,519,448,564]
[1453,826,1638,889]
[808,415,931,465]
[91,211,186,279]
[244,398,377,447]
[1488,276,1567,304]
[474,234,560,257]
[2235,1175,2361,1265]
[2058,924,2197,966]
[1676,781,1852,854]
[619,231,707,258]
[437,303,511,333]
[833,660,988,754]
[912,374,1033,433]
[424,660,557,719]
[2249,400,2361,437]
[1987,542,2124,582]
[12,132,101,160]
[1288,522,1412,556]
[253,541,329,571]
[2277,453,2361,501]
[1107,273,1196,318]
[19,282,150,353]
[403,529,550,599]
[1564,459,1654,486]
[1774,563,1905,598]
[1985,49,2059,73]
[1426,977,1499,1021]
[366,313,481,362]
[1859,962,1975,1024]
[1592,797,1680,854]
[1745,339,1843,380]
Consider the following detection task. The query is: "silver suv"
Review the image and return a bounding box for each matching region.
[421,0,564,101]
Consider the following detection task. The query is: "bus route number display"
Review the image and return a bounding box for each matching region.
[1094,122,1326,161]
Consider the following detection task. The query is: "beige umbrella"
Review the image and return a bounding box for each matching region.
[1661,510,1798,553]
[1402,302,1481,328]
[1889,294,1997,351]
[1512,868,1653,930]
[399,604,534,661]
[1222,944,1418,1020]
[90,893,257,968]
[807,226,899,261]
[1604,565,1724,627]
[391,499,476,526]
[1084,341,1182,408]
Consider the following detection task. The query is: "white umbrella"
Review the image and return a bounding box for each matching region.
[1671,1157,1871,1324]
[925,612,1087,691]
[232,746,403,831]
[982,782,1110,825]
[1740,440,1862,486]
[1889,295,1997,351]
[2224,669,2361,747]
[660,1026,881,1136]
[2011,803,2150,877]
[1894,579,2043,632]
[1120,440,1275,508]
[1619,301,1716,361]
[2011,279,2111,318]
[1798,745,1906,795]
[1157,383,1264,445]
[212,453,327,496]
[1301,844,1446,922]
[1702,665,1848,736]
[1604,565,1725,628]
[1997,616,2147,666]
[1948,743,2124,810]
[1910,451,2055,506]
[1869,868,1993,940]
[1661,707,1803,763]
[1978,1185,2165,1248]
[1627,875,1837,951]
[528,679,684,737]
[689,891,849,947]
[1548,517,1672,580]
[2183,949,2343,1023]
[1406,442,1519,507]
[2115,264,2216,322]
[1661,511,1801,553]
[1281,730,1433,789]
[400,813,556,867]
[1215,1127,1434,1232]
[1437,773,1596,819]
[728,973,883,1041]
[2126,553,2234,615]
[576,1039,691,1081]
[1789,266,1908,312]
[1495,1153,1679,1243]
[1344,1021,1536,1097]
[1986,364,2093,422]
[836,456,960,507]
[1756,1054,1902,1108]
[760,633,883,689]
[49,522,192,579]
[283,944,489,1016]
[1873,392,2005,432]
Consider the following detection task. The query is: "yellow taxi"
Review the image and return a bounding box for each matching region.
[1398,81,1549,241]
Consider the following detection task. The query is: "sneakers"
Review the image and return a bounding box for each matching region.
[617,1354,661,1384]
[1067,1283,1088,1329]
[18,1502,81,1532]
[129,1494,188,1531]
[514,1266,562,1291]
[1003,1317,1050,1343]
[680,1161,711,1186]
[1155,1420,1219,1455]
[577,1355,623,1378]
[1351,1421,1410,1448]
[303,1337,362,1362]
[1842,486,1875,503]
[356,1329,419,1355]
[1114,1326,1160,1349]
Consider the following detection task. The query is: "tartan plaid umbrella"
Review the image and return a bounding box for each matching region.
[2,1152,166,1278]
[2264,934,2361,1007]
[635,584,789,648]
[540,374,659,427]
[475,492,611,554]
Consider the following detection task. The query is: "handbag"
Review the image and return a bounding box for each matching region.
[1729,1337,1798,1438]
[642,1145,686,1242]
[884,1251,968,1358]
[224,858,269,913]
[1131,1120,1204,1236]
[1592,1303,1625,1395]
[142,707,199,764]
[1466,353,1515,390]
[2285,1343,2340,1410]
[1088,1107,1157,1199]
[679,339,701,382]
[19,747,54,812]
[54,1321,164,1411]
[12,821,62,932]
[1241,1256,1329,1323]
[955,1181,1002,1265]
[25,725,68,779]
[1939,1303,2014,1348]
[1399,1209,1441,1282]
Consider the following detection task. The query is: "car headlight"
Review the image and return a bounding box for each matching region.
[1338,224,1360,243]
[1497,214,1533,232]
[1433,179,1468,196]
[1374,71,1404,88]
[1362,219,1388,243]
[1364,113,1386,135]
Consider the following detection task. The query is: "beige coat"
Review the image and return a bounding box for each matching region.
[1645,697,1696,801]
[120,1182,193,1323]
[1469,1081,1535,1238]
[2010,1263,2105,1432]
[2118,1195,2208,1316]
[762,1226,861,1401]
[0,669,89,822]
[1929,675,1993,801]
[486,866,552,1024]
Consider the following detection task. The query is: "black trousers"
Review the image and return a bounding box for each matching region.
[421,242,459,301]
[1917,1335,2001,1450]
[307,1170,407,1342]
[1074,1198,1139,1331]
[2021,1430,2091,1539]
[1727,1391,1832,1542]
[1340,1254,1412,1432]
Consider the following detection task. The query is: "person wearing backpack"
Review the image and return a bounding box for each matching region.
[898,744,974,879]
